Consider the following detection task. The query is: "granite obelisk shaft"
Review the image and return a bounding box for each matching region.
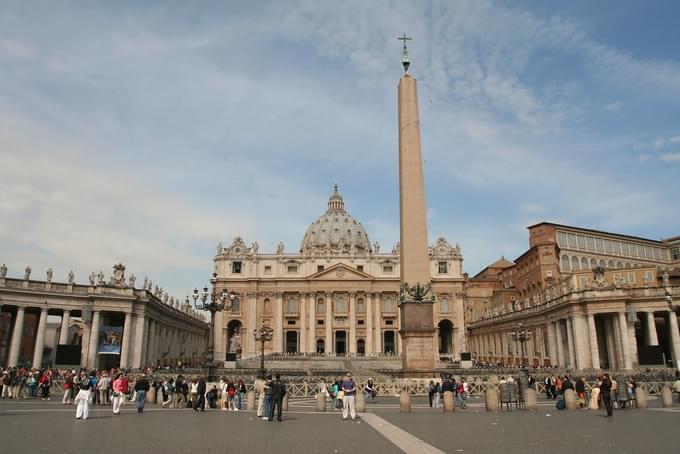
[398,73,435,372]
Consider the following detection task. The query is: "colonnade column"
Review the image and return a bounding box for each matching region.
[299,292,307,354]
[87,310,101,369]
[8,307,25,367]
[246,293,257,357]
[132,315,146,369]
[645,312,659,346]
[587,314,601,369]
[366,293,373,355]
[667,312,680,370]
[349,293,357,354]
[554,320,565,368]
[119,312,133,369]
[617,312,632,370]
[572,315,588,370]
[32,308,48,368]
[565,317,576,369]
[59,310,71,345]
[325,292,332,353]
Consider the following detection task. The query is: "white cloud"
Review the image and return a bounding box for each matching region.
[661,152,680,163]
[602,101,622,112]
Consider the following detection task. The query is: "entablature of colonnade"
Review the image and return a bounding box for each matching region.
[468,285,680,332]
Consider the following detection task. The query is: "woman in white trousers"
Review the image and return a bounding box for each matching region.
[75,374,93,420]
[111,373,126,415]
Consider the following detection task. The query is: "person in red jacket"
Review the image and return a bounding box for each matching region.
[62,371,74,405]
[38,370,51,400]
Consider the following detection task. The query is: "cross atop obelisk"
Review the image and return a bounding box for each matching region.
[396,34,436,373]
[397,33,412,73]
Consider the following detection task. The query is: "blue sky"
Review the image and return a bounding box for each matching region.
[1,1,679,299]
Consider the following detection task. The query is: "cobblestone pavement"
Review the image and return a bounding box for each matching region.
[1,396,679,454]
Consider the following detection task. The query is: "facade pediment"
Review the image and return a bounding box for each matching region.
[308,263,373,281]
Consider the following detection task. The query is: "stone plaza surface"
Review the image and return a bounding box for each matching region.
[1,396,679,454]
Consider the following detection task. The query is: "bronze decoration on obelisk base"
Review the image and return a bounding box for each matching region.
[397,34,437,372]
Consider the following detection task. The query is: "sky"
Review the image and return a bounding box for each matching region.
[1,0,679,300]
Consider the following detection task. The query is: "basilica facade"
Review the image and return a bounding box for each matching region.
[213,186,466,363]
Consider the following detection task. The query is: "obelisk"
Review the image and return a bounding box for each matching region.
[397,34,436,372]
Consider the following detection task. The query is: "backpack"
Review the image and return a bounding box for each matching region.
[556,398,566,410]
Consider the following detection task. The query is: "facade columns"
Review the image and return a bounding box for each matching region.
[59,310,71,345]
[366,293,373,355]
[246,293,257,356]
[374,293,382,354]
[325,292,332,353]
[87,310,101,369]
[308,293,315,352]
[299,292,307,353]
[587,314,601,369]
[8,307,25,367]
[667,312,680,370]
[132,315,147,369]
[572,315,588,370]
[119,312,133,369]
[274,293,284,353]
[605,316,618,369]
[617,311,633,370]
[645,312,659,346]
[349,293,357,354]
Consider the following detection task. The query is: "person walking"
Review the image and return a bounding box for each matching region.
[237,379,247,410]
[112,373,127,415]
[134,375,150,413]
[97,372,111,405]
[600,374,613,417]
[75,372,94,420]
[268,374,286,422]
[62,372,74,405]
[194,376,206,411]
[341,372,357,421]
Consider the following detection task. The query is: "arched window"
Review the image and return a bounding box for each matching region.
[263,298,271,314]
[561,255,570,271]
[616,261,623,268]
[581,257,588,270]
[356,298,365,314]
[316,298,325,314]
[608,260,615,269]
[440,297,449,313]
[335,295,347,313]
[287,297,298,314]
[231,297,240,314]
[316,339,325,353]
[590,258,598,269]
[599,259,606,267]
[383,296,394,313]
[571,256,580,270]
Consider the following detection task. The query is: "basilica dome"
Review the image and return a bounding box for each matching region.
[300,185,372,254]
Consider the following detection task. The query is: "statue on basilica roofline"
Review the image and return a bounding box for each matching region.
[373,241,380,254]
[128,274,136,288]
[216,241,223,255]
[663,271,671,288]
[46,268,53,282]
[89,272,96,285]
[276,241,284,255]
[0,263,7,278]
[24,266,32,280]
[96,271,105,285]
[68,270,75,284]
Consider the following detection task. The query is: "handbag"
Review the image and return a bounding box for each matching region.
[336,390,345,400]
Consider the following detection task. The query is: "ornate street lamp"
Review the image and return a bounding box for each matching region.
[253,320,274,378]
[510,322,532,371]
[191,272,239,377]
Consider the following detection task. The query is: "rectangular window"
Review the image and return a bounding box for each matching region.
[653,248,662,260]
[604,239,612,253]
[317,265,325,272]
[287,320,296,325]
[595,238,604,252]
[627,272,636,284]
[586,236,595,251]
[567,233,577,248]
[358,319,365,326]
[287,265,298,273]
[637,245,645,258]
[621,243,630,256]
[385,319,394,325]
[382,265,394,273]
[316,300,325,314]
[612,241,621,255]
[580,276,588,288]
[577,235,586,249]
[557,231,568,247]
[438,262,448,274]
[672,247,680,260]
[644,246,652,259]
[264,265,272,274]
[357,265,364,272]
[630,244,638,257]
[232,261,242,273]
[317,319,324,326]
[644,271,654,282]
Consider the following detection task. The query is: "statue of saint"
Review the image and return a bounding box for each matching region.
[96,271,105,285]
[373,241,380,254]
[251,241,259,254]
[276,241,284,255]
[24,266,32,280]
[663,272,671,288]
[0,264,6,278]
[128,274,136,287]
[216,241,223,255]
[68,270,75,283]
[89,272,96,285]
[229,328,242,354]
[46,268,53,282]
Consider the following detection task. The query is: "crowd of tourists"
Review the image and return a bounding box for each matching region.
[427,375,470,409]
[0,367,55,400]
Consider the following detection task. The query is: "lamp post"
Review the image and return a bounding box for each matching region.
[253,320,274,378]
[191,272,239,378]
[510,322,532,372]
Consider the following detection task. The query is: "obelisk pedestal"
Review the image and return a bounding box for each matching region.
[397,60,436,373]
